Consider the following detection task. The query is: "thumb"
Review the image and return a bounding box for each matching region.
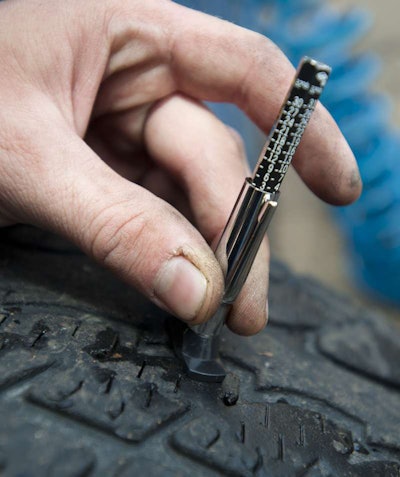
[9,128,224,324]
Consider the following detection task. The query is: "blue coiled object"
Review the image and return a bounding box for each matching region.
[178,0,400,304]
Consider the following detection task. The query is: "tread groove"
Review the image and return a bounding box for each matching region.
[104,375,114,395]
[0,362,54,393]
[264,404,271,429]
[71,323,81,338]
[205,430,220,449]
[0,314,8,326]
[298,424,306,447]
[145,383,156,408]
[137,360,147,379]
[173,375,182,393]
[31,328,48,348]
[278,434,285,462]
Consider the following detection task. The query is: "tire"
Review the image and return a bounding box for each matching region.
[0,225,399,477]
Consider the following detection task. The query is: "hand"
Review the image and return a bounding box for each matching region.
[0,0,361,334]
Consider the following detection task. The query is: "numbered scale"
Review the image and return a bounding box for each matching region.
[253,59,330,193]
[180,57,331,382]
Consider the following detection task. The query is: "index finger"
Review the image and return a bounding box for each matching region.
[166,2,361,205]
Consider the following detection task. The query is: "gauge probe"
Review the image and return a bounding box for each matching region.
[178,57,331,382]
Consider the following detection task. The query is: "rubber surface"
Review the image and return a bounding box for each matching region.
[0,225,399,476]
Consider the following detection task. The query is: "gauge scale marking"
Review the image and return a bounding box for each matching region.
[253,58,331,193]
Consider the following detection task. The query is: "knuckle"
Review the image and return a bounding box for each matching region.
[0,124,39,165]
[88,205,149,269]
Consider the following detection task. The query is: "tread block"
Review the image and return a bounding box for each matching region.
[318,318,400,389]
[269,276,356,329]
[83,322,175,364]
[171,413,259,477]
[351,461,400,477]
[113,458,189,477]
[0,405,97,477]
[221,329,400,450]
[114,381,189,441]
[47,448,96,477]
[0,308,83,353]
[304,460,400,477]
[29,365,190,442]
[172,402,399,477]
[0,232,161,325]
[0,347,54,390]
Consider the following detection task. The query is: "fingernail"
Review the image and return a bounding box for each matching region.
[154,256,208,321]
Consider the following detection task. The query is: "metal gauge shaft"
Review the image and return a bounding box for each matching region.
[252,57,331,193]
[179,56,331,383]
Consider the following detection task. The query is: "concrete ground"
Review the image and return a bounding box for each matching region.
[269,0,400,317]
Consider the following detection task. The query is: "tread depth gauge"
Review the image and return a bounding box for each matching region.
[177,57,331,382]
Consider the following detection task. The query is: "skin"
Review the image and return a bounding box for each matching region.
[0,0,361,335]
